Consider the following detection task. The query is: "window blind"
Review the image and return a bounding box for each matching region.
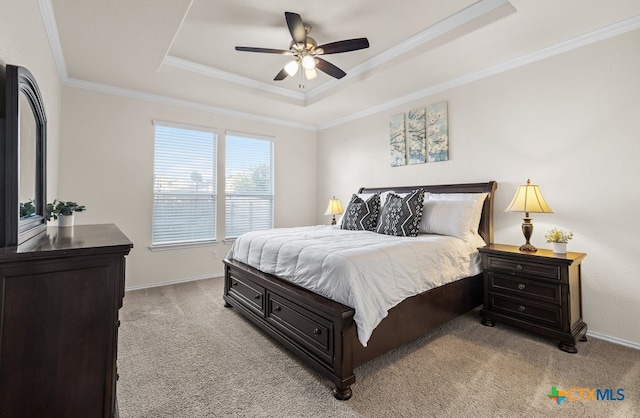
[225,134,274,239]
[152,123,217,246]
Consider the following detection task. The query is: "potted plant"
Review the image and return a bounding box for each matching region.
[46,200,86,227]
[545,227,573,254]
[19,199,36,218]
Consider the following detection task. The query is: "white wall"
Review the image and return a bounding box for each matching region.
[317,30,640,345]
[59,87,317,288]
[4,0,639,346]
[0,0,62,198]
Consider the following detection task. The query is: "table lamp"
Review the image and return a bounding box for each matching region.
[324,196,344,225]
[505,179,553,252]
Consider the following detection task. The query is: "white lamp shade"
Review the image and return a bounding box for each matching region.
[505,180,553,214]
[324,196,344,216]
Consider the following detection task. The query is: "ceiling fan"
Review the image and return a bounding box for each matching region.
[235,12,369,81]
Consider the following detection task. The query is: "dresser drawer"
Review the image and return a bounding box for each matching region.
[485,255,561,281]
[487,273,561,305]
[227,272,265,315]
[487,293,562,329]
[266,292,333,366]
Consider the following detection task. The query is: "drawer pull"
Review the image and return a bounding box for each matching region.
[232,281,238,286]
[516,264,524,271]
[518,305,526,312]
[274,306,281,312]
[254,294,261,300]
[517,283,525,290]
[313,328,322,336]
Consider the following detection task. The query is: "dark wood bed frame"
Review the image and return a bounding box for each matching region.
[223,181,497,400]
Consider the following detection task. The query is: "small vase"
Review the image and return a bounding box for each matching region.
[551,242,567,254]
[58,214,75,228]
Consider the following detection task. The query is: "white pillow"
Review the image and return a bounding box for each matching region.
[420,199,478,238]
[421,192,488,238]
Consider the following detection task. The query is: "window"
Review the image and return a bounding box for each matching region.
[152,122,217,247]
[225,133,274,239]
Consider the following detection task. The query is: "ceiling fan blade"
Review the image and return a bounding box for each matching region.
[317,38,370,55]
[274,68,288,81]
[315,58,346,79]
[235,46,292,55]
[285,12,306,44]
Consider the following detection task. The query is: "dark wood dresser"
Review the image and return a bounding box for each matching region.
[479,244,587,353]
[0,224,133,418]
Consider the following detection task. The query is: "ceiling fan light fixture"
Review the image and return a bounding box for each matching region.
[301,55,316,70]
[284,59,299,76]
[304,68,317,80]
[236,12,370,83]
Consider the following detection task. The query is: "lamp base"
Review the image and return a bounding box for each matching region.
[519,216,537,252]
[519,243,537,252]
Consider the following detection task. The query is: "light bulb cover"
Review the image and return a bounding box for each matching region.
[301,55,316,70]
[305,68,317,80]
[284,59,299,76]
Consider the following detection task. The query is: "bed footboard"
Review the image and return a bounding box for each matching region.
[223,258,358,399]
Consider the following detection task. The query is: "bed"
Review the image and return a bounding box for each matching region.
[223,181,497,400]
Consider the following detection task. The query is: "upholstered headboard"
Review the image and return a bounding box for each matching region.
[358,181,497,245]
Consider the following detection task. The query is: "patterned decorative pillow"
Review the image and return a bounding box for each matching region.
[376,189,425,237]
[340,193,381,231]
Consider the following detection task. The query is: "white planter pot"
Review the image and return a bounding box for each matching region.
[551,242,567,254]
[58,214,75,228]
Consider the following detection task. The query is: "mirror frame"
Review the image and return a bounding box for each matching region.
[1,64,47,247]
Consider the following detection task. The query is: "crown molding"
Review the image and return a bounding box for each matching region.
[163,56,305,102]
[37,0,68,81]
[317,14,640,130]
[37,0,640,132]
[307,0,513,100]
[162,0,512,103]
[63,77,317,131]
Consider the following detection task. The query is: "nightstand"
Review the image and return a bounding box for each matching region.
[479,244,587,353]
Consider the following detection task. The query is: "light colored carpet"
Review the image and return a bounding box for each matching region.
[117,277,640,418]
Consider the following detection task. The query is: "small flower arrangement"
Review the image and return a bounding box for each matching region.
[545,227,573,244]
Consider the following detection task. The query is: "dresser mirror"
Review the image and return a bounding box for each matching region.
[1,64,47,246]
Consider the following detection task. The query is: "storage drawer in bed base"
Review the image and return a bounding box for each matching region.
[222,259,356,399]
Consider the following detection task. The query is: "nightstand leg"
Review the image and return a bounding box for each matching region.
[480,317,495,327]
[558,342,578,354]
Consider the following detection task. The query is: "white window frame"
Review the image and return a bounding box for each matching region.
[150,121,218,250]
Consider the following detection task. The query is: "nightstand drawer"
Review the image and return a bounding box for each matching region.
[487,273,561,304]
[486,255,561,281]
[487,294,562,329]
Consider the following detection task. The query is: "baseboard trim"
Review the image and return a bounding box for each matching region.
[587,331,640,351]
[125,274,224,292]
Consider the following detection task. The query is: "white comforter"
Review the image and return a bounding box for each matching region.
[227,226,483,346]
